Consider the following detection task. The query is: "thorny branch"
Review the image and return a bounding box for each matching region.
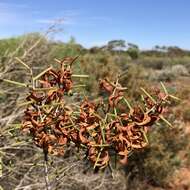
[15,56,177,172]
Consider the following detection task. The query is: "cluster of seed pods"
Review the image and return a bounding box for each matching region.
[22,57,171,169]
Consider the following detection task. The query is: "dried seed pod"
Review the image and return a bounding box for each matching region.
[21,56,174,170]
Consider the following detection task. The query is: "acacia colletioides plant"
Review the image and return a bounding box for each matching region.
[3,56,178,170]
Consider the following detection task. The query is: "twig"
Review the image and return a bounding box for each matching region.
[43,151,50,190]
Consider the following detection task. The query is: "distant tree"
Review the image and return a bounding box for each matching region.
[127,43,139,50]
[107,40,126,51]
[154,45,167,52]
[154,45,160,50]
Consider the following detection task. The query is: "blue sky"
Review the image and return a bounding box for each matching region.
[0,0,190,49]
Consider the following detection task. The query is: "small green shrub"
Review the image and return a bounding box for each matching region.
[127,48,139,60]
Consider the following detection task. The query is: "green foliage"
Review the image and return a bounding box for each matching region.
[0,37,22,56]
[127,47,139,59]
[51,40,85,59]
[107,39,126,51]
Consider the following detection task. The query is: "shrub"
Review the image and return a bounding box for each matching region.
[125,126,188,189]
[171,65,189,76]
[1,53,178,190]
[0,34,188,190]
[127,48,139,60]
[151,69,176,82]
[137,57,165,70]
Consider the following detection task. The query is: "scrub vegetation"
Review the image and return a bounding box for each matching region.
[0,33,190,190]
